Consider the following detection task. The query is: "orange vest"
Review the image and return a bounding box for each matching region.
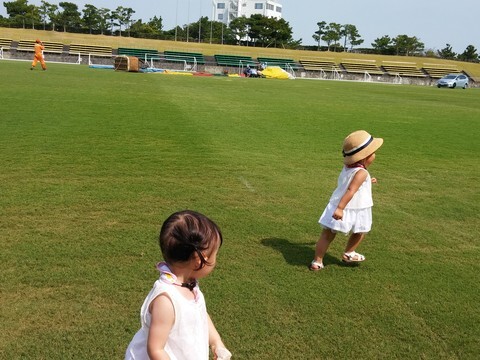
[34,43,44,56]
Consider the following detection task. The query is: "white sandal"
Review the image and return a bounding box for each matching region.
[309,260,324,271]
[342,252,365,263]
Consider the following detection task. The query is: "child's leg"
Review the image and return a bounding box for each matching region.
[344,232,365,253]
[342,232,366,262]
[312,228,336,265]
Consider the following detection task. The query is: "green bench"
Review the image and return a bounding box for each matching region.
[215,54,256,67]
[164,50,205,65]
[118,47,160,61]
[257,57,300,70]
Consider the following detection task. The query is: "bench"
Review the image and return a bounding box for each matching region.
[118,47,160,61]
[422,63,459,78]
[257,57,298,70]
[214,54,256,67]
[69,43,112,56]
[164,50,206,65]
[340,59,384,75]
[0,38,13,50]
[381,61,426,77]
[299,58,339,72]
[17,39,64,53]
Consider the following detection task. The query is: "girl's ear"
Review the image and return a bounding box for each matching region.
[193,252,207,267]
[192,251,208,270]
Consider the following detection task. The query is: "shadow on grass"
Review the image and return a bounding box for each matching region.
[261,237,345,268]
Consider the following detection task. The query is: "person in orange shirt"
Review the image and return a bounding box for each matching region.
[31,39,47,70]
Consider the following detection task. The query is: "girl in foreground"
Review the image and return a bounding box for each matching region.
[126,210,231,360]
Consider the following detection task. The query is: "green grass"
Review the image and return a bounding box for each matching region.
[0,60,479,359]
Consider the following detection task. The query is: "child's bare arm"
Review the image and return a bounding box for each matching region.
[333,170,368,220]
[208,314,231,359]
[147,294,175,360]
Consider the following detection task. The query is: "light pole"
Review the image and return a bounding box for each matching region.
[186,0,190,42]
[210,1,214,44]
[198,0,202,43]
[175,0,178,41]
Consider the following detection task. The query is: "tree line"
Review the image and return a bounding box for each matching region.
[0,0,299,47]
[314,21,478,62]
[1,0,478,61]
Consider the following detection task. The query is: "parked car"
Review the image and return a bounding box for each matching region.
[436,73,469,89]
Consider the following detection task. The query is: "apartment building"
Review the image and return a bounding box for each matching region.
[213,0,283,25]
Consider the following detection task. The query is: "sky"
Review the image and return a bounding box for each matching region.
[1,0,478,53]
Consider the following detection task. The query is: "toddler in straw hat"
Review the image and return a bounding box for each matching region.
[310,130,383,271]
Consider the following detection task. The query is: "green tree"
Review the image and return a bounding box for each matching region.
[458,45,478,62]
[82,4,100,34]
[437,44,457,60]
[342,24,363,51]
[322,22,342,51]
[58,2,81,32]
[0,14,10,27]
[188,16,210,42]
[113,6,135,36]
[392,34,424,56]
[312,21,326,50]
[229,16,249,44]
[24,3,39,29]
[39,0,57,30]
[267,17,293,48]
[148,15,163,33]
[371,35,394,55]
[97,8,110,35]
[3,0,30,28]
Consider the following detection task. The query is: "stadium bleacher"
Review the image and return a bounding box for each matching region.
[214,54,256,67]
[299,57,339,72]
[164,50,206,65]
[69,43,112,56]
[422,63,459,78]
[16,39,63,53]
[381,61,425,77]
[257,56,300,70]
[117,47,160,61]
[340,59,384,75]
[0,38,13,50]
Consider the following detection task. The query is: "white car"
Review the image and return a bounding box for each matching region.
[436,73,469,89]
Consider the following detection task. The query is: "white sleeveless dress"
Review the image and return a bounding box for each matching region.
[125,263,209,360]
[319,166,373,234]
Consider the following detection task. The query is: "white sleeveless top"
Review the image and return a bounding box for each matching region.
[328,166,373,209]
[125,264,209,360]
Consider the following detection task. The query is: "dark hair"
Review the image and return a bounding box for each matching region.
[159,210,223,269]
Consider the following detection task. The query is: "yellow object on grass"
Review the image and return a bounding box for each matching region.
[163,70,194,76]
[261,66,293,79]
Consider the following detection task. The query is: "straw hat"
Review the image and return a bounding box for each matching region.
[342,130,383,165]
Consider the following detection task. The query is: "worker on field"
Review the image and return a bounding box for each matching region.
[31,39,47,70]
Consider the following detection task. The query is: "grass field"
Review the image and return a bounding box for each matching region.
[0,59,479,359]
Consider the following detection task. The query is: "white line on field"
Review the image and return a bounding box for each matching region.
[238,176,255,192]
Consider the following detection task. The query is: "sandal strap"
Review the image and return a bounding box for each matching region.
[310,261,324,270]
[343,252,365,261]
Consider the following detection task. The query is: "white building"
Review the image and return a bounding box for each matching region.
[213,0,283,26]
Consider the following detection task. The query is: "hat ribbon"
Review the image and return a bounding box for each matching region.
[343,136,373,157]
